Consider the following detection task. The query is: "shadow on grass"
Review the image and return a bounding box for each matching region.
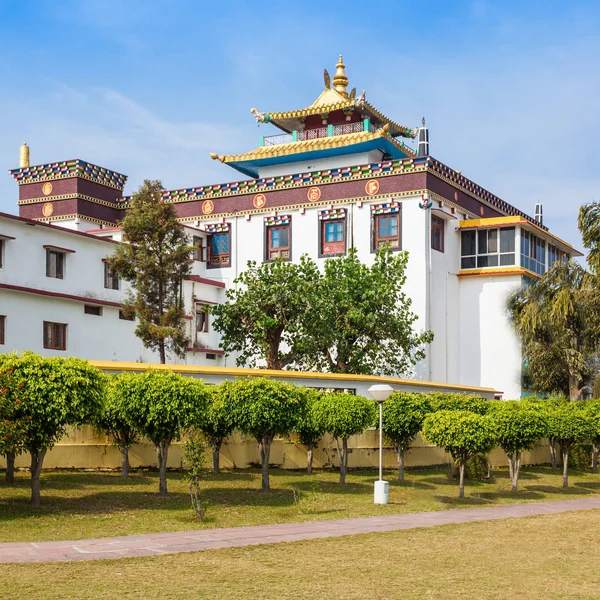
[575,481,600,490]
[476,491,544,501]
[524,485,592,495]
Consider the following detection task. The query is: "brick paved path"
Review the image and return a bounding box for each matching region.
[2,497,599,563]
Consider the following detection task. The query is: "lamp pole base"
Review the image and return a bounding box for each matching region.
[374,480,389,504]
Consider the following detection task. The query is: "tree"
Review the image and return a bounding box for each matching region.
[584,399,600,472]
[198,386,234,475]
[312,392,376,484]
[422,410,497,498]
[382,392,432,481]
[211,257,318,370]
[297,247,434,375]
[94,375,140,478]
[109,179,193,364]
[578,200,600,274]
[428,392,490,415]
[489,402,547,491]
[0,364,28,483]
[547,404,595,487]
[0,353,105,506]
[508,260,600,400]
[221,378,305,491]
[292,388,326,474]
[119,370,210,495]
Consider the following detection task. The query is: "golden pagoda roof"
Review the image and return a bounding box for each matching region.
[210,126,416,165]
[249,55,417,139]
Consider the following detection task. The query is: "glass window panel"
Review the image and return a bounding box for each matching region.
[500,254,515,266]
[487,229,498,253]
[461,256,476,269]
[378,216,397,238]
[211,233,229,255]
[325,221,344,242]
[500,227,515,253]
[478,230,488,255]
[461,231,476,256]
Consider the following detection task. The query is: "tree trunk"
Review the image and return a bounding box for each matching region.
[507,453,514,489]
[211,439,222,475]
[592,443,599,474]
[397,448,405,482]
[5,452,15,484]
[458,457,466,499]
[335,438,348,484]
[307,440,314,475]
[549,439,558,472]
[156,441,169,496]
[120,446,130,479]
[30,449,47,507]
[159,341,166,365]
[511,451,521,492]
[569,374,581,401]
[562,447,570,488]
[259,435,273,492]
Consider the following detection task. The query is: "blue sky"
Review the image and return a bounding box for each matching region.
[0,0,598,250]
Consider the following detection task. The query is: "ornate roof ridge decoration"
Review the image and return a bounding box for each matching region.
[210,127,416,165]
[9,159,128,190]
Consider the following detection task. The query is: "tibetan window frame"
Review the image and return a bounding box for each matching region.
[318,208,347,258]
[371,202,401,252]
[43,321,67,351]
[195,303,210,340]
[264,215,292,262]
[193,235,208,262]
[103,260,119,290]
[206,223,231,269]
[431,215,445,253]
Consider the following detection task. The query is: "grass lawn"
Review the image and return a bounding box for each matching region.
[2,509,600,599]
[1,466,599,543]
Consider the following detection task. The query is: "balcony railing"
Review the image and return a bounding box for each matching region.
[261,119,376,147]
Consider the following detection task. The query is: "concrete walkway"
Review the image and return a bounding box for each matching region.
[2,497,600,564]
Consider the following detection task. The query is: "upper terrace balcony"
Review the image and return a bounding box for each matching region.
[260,119,376,147]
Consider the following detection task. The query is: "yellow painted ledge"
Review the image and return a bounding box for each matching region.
[458,266,540,278]
[88,360,497,394]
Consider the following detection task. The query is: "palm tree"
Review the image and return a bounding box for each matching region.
[508,260,600,401]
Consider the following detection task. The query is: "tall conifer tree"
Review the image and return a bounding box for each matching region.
[109,180,192,363]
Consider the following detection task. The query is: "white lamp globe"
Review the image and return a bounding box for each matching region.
[368,384,394,403]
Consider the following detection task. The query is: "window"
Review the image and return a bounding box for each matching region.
[548,243,568,268]
[119,310,135,321]
[431,215,445,252]
[193,236,208,262]
[209,232,231,267]
[206,353,217,360]
[266,224,291,261]
[373,213,400,251]
[0,240,4,268]
[521,230,546,275]
[195,304,209,335]
[461,227,515,269]
[320,219,346,256]
[0,315,5,344]
[84,305,102,316]
[43,322,67,351]
[103,262,119,290]
[46,249,65,279]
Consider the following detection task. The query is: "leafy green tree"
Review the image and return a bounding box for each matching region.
[422,410,497,498]
[584,399,600,472]
[119,370,210,495]
[0,353,105,506]
[292,388,326,474]
[297,247,434,375]
[508,261,600,400]
[94,375,140,479]
[578,200,600,274]
[547,404,595,487]
[382,392,432,481]
[197,386,235,475]
[428,392,490,415]
[312,392,376,484]
[221,378,305,491]
[212,257,319,370]
[0,364,28,483]
[489,402,547,491]
[109,180,193,364]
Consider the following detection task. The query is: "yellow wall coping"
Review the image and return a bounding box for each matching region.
[88,360,499,394]
[457,266,541,278]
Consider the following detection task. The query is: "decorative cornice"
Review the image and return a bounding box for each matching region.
[34,213,117,228]
[18,193,122,209]
[457,266,541,279]
[9,159,127,190]
[0,283,122,307]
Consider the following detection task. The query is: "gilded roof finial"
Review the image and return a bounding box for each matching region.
[20,142,30,168]
[332,54,348,98]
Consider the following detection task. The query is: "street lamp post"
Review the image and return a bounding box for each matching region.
[368,384,394,505]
